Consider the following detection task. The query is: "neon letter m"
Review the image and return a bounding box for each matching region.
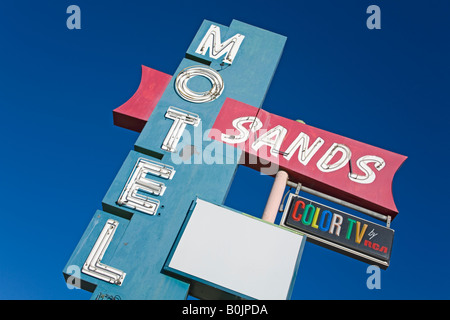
[195,25,245,65]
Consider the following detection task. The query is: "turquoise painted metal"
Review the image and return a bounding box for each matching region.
[63,19,288,300]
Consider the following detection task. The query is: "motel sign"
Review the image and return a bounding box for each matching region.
[63,20,406,300]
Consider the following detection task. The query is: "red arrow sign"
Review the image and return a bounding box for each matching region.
[210,98,407,219]
[113,66,172,132]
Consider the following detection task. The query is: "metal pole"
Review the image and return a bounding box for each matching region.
[262,171,289,223]
[286,180,389,223]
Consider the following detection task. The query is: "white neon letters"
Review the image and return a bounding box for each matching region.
[348,155,385,184]
[223,116,386,184]
[117,158,175,215]
[316,143,352,173]
[283,132,324,165]
[175,65,224,103]
[175,24,244,103]
[82,219,126,286]
[162,107,201,153]
[251,125,287,157]
[195,24,245,65]
[222,116,262,144]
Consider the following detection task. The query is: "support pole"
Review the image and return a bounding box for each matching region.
[262,170,288,223]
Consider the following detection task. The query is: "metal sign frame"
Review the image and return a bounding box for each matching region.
[280,193,394,269]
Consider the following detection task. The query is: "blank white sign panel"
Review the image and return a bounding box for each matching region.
[167,198,306,300]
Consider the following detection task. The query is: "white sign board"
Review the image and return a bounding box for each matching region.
[164,198,306,300]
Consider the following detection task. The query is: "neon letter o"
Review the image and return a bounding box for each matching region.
[175,65,224,103]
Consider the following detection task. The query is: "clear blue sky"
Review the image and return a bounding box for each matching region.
[0,0,449,300]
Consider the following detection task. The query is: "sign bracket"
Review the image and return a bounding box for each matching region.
[286,180,388,223]
[294,183,302,195]
[386,215,391,228]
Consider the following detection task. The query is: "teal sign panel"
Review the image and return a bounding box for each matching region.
[63,19,289,300]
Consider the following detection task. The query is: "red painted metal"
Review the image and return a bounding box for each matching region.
[210,98,407,219]
[113,65,172,132]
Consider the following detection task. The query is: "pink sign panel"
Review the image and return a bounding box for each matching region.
[210,98,407,219]
[113,65,172,132]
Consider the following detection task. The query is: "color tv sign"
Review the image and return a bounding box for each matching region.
[281,194,394,268]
